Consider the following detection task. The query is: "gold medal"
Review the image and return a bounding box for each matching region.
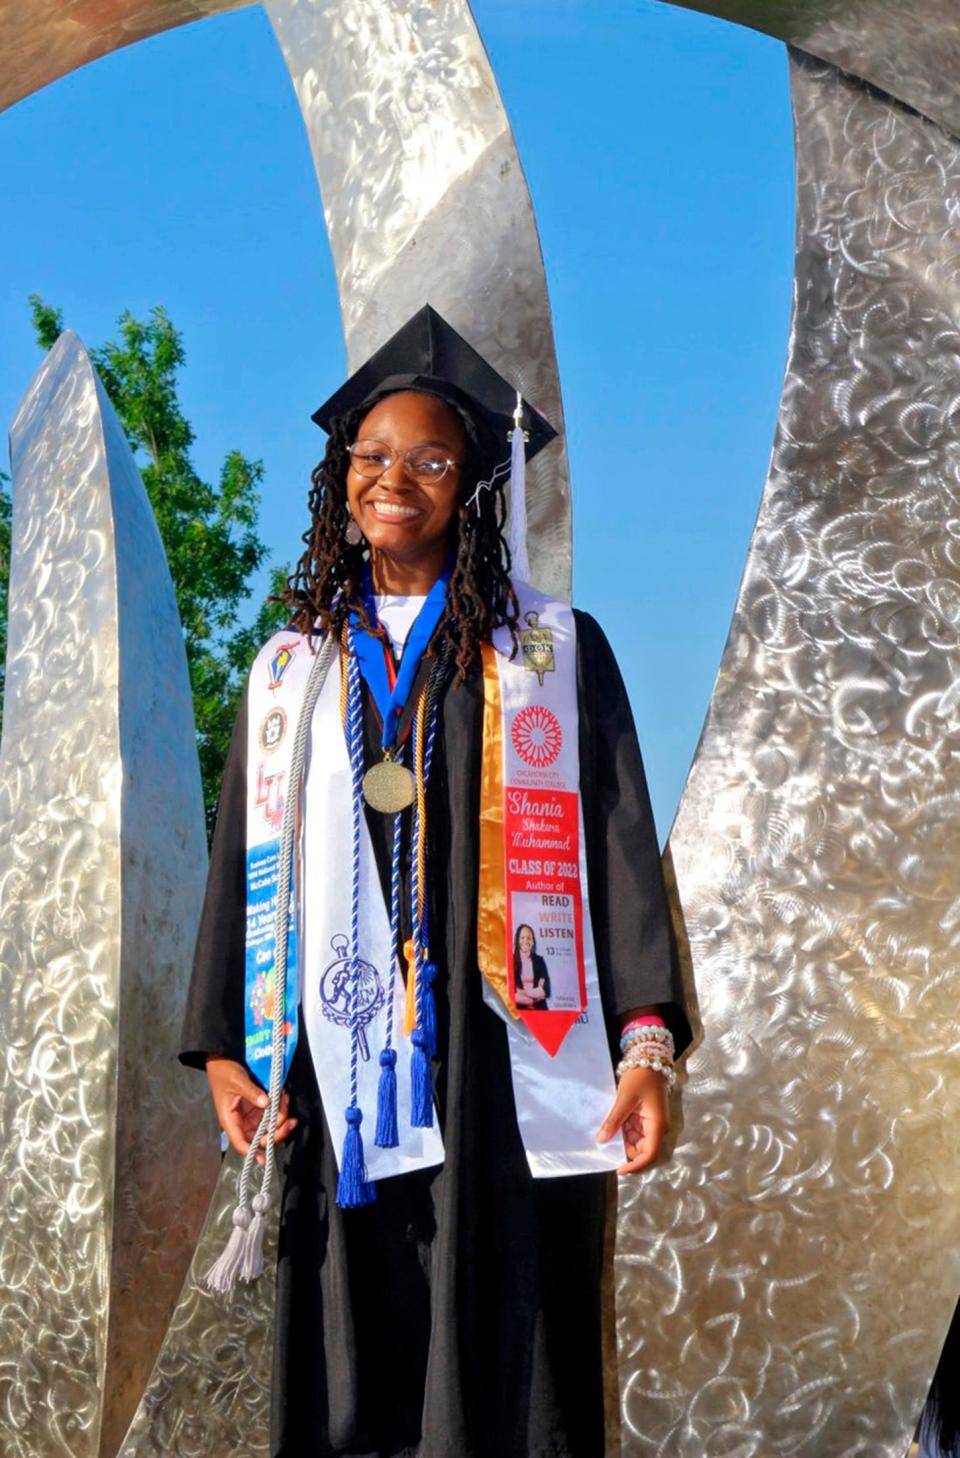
[362,757,416,813]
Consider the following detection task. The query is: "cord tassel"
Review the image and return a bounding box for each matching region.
[420,960,438,1057]
[205,1204,252,1293]
[337,641,376,1209]
[337,1106,377,1208]
[410,1028,433,1128]
[375,1047,399,1148]
[239,1191,271,1282]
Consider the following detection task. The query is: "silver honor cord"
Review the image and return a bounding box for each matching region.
[205,632,338,1292]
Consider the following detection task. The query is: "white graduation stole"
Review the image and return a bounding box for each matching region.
[246,633,444,1183]
[478,583,622,1177]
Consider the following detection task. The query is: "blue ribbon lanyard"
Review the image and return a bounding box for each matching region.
[349,561,451,754]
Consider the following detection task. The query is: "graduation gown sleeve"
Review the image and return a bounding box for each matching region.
[179,679,249,1071]
[574,609,693,1058]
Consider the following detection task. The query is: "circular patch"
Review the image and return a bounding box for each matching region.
[259,706,287,755]
[511,705,562,768]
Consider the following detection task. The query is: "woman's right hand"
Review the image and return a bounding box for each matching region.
[205,1057,298,1166]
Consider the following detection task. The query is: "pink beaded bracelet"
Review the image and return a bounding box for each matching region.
[621,1014,665,1049]
[621,1014,666,1039]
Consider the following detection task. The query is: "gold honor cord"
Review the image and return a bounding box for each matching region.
[477,643,518,1018]
[403,673,433,1038]
[339,627,350,729]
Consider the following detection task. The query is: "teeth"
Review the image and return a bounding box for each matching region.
[371,501,420,519]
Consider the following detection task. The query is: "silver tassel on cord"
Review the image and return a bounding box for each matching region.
[506,391,530,583]
[205,633,337,1293]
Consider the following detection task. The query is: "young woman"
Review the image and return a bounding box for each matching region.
[513,924,550,1010]
[180,306,691,1458]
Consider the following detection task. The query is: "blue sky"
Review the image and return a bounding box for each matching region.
[0,1,795,835]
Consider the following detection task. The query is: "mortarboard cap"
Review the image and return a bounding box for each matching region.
[312,304,557,463]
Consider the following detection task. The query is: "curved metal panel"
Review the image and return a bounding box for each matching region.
[661,0,960,140]
[0,332,216,1458]
[616,51,960,1457]
[264,0,572,601]
[118,1155,275,1457]
[0,0,249,115]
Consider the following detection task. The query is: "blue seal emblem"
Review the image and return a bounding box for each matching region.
[320,933,385,1061]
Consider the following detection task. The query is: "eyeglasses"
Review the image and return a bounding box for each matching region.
[348,438,461,485]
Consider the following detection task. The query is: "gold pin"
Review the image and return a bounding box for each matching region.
[520,611,555,687]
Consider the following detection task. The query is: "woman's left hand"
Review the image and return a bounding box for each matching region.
[596,1066,667,1175]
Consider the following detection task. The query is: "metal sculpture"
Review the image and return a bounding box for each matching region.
[2,3,960,1457]
[0,1,246,114]
[265,0,573,603]
[0,331,215,1458]
[617,48,960,1456]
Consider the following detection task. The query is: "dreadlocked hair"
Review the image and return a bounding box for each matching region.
[283,392,520,679]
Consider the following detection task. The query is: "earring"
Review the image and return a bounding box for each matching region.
[344,513,363,546]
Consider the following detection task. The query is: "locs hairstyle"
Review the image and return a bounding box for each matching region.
[284,391,520,678]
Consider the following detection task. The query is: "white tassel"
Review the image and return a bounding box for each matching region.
[507,391,530,583]
[239,1191,271,1282]
[204,1204,252,1293]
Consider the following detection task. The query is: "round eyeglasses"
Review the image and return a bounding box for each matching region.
[348,438,461,485]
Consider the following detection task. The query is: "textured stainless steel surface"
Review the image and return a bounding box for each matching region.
[264,0,572,601]
[616,51,960,1457]
[661,0,960,140]
[0,331,216,1458]
[119,1153,276,1457]
[0,0,248,115]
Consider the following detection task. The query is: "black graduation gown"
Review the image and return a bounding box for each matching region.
[180,611,692,1458]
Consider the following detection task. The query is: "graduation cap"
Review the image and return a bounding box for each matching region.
[313,304,556,462]
[312,305,557,580]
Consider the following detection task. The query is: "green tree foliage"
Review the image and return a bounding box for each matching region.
[3,296,289,835]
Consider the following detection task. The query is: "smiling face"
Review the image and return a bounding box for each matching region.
[518,926,535,956]
[346,390,467,592]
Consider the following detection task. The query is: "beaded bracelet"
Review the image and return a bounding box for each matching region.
[620,1023,674,1055]
[621,1014,666,1037]
[616,1020,676,1086]
[617,1040,677,1087]
[621,1024,672,1046]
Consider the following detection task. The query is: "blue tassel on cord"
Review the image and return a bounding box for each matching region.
[420,960,438,1057]
[410,1027,434,1128]
[375,1047,399,1148]
[336,1106,377,1208]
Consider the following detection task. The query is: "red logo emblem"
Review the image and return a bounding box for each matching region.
[256,763,286,829]
[511,705,562,768]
